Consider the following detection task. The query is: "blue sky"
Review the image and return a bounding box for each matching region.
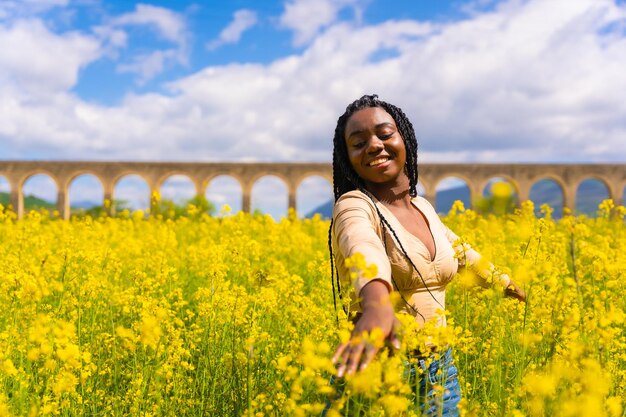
[1,0,626,216]
[68,1,480,105]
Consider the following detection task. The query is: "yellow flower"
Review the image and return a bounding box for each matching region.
[140,315,162,350]
[0,359,18,376]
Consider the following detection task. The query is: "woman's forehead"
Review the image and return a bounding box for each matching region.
[345,107,395,133]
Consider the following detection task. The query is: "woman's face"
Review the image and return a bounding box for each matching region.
[344,106,407,188]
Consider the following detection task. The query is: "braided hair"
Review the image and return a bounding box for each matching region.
[328,95,441,323]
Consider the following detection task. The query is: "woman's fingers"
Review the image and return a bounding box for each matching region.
[332,343,348,364]
[359,343,378,371]
[345,343,365,376]
[334,341,355,378]
[334,340,377,377]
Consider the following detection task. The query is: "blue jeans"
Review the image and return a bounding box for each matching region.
[322,348,461,416]
[406,348,461,416]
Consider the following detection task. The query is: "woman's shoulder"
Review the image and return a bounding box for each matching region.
[332,190,378,218]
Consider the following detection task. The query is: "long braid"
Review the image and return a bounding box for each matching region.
[328,218,346,324]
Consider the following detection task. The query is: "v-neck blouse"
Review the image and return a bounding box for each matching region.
[331,190,510,326]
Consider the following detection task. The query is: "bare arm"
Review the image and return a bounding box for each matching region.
[444,225,526,302]
[332,279,399,377]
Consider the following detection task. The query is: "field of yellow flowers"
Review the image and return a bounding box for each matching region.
[0,201,624,416]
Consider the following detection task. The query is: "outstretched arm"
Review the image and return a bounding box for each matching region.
[445,226,526,302]
[330,193,401,376]
[332,280,399,377]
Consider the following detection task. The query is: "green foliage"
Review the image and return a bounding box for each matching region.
[71,200,131,218]
[0,192,55,210]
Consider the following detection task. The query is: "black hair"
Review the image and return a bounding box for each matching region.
[328,94,442,323]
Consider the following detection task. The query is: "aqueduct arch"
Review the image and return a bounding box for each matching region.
[0,161,624,219]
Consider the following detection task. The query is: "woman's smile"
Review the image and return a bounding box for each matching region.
[368,156,391,167]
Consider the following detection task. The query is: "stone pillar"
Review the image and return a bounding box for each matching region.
[516,180,531,206]
[57,188,70,220]
[468,181,482,210]
[193,177,205,198]
[9,183,23,219]
[103,179,115,216]
[242,182,252,213]
[288,186,297,213]
[147,178,158,213]
[563,183,577,212]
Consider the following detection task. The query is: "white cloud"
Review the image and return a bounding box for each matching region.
[160,174,196,204]
[279,0,362,46]
[110,3,186,44]
[2,0,626,168]
[0,19,101,95]
[117,48,181,85]
[92,24,128,52]
[207,9,257,51]
[107,3,188,81]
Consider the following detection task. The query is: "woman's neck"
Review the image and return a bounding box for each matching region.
[364,175,413,208]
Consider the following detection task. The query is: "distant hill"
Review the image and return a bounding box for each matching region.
[305,179,613,219]
[0,191,56,210]
[0,192,117,214]
[71,200,101,209]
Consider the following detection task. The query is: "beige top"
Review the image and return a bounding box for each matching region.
[331,190,510,327]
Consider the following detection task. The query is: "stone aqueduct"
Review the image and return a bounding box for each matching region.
[0,161,625,220]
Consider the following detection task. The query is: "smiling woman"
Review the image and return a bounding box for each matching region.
[324,95,526,416]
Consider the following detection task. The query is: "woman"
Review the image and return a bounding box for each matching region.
[327,94,526,416]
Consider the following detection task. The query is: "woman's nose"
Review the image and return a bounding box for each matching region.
[366,136,384,153]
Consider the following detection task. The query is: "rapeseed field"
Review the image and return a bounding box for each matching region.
[0,200,623,416]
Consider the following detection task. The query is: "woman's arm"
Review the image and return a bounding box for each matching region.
[331,193,400,376]
[332,279,399,377]
[444,225,526,302]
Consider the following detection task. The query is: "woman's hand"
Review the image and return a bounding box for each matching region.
[504,279,526,302]
[332,280,400,378]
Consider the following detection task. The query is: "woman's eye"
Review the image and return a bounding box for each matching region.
[379,133,393,140]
